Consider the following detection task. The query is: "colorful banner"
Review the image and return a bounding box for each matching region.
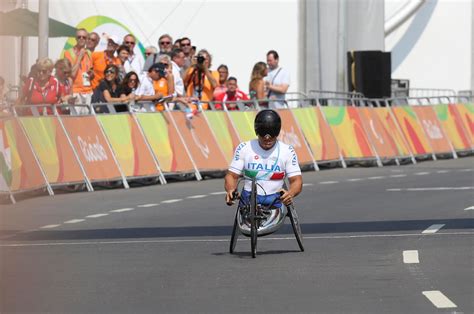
[204,111,241,161]
[60,116,123,181]
[20,116,86,185]
[227,111,257,142]
[372,108,412,157]
[97,115,160,178]
[391,106,432,156]
[167,111,228,171]
[277,109,315,165]
[412,106,454,154]
[454,103,474,147]
[291,107,341,162]
[135,113,195,173]
[320,106,375,159]
[358,108,404,158]
[0,118,47,192]
[433,104,471,151]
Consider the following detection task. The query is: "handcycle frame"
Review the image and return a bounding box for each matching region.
[229,176,304,258]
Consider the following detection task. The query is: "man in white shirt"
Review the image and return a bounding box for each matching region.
[122,34,144,74]
[264,50,290,109]
[170,48,186,96]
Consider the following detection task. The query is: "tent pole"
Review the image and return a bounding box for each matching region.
[38,0,49,59]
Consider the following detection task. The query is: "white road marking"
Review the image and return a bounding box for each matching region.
[422,224,445,234]
[302,183,314,187]
[110,208,135,213]
[210,191,226,195]
[186,195,207,199]
[368,176,384,180]
[137,204,159,208]
[86,213,109,218]
[64,219,85,224]
[422,291,457,309]
[40,224,61,229]
[319,181,338,185]
[347,178,363,182]
[389,174,407,178]
[457,168,473,172]
[436,170,449,174]
[403,250,419,264]
[161,199,182,204]
[415,172,430,175]
[387,187,474,192]
[464,206,474,211]
[2,232,472,248]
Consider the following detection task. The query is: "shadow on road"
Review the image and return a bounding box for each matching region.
[2,218,473,242]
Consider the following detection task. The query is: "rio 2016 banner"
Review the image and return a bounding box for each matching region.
[97,115,160,178]
[291,107,341,162]
[19,116,87,186]
[372,108,412,157]
[320,106,375,159]
[454,103,474,148]
[203,111,241,161]
[412,106,454,155]
[433,104,471,151]
[135,112,196,174]
[0,118,47,193]
[60,115,125,182]
[391,106,432,156]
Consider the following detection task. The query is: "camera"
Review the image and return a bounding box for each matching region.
[156,63,167,77]
[197,55,205,64]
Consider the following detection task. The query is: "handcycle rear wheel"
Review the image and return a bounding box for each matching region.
[250,180,258,258]
[287,203,304,252]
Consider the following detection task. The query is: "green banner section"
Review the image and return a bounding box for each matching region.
[291,107,320,154]
[135,113,173,172]
[204,111,234,160]
[228,111,256,142]
[320,106,345,125]
[433,104,449,121]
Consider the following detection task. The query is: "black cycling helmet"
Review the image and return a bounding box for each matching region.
[254,109,281,137]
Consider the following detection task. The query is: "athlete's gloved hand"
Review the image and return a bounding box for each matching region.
[226,190,239,206]
[279,189,293,206]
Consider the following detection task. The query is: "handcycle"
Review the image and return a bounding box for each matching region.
[228,176,304,258]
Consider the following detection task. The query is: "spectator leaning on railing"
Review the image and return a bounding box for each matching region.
[91,64,128,104]
[214,77,249,110]
[15,58,62,115]
[54,58,74,105]
[153,55,174,112]
[135,63,165,104]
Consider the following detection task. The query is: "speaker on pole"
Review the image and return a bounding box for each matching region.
[347,50,391,98]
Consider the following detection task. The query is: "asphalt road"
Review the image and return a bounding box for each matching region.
[1,157,473,313]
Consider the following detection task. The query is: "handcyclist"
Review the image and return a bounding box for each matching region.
[224,109,303,208]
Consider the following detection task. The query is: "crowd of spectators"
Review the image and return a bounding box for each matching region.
[6,28,291,115]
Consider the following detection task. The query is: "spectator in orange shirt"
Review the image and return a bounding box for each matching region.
[91,34,121,90]
[183,49,218,109]
[64,28,94,112]
[86,32,100,52]
[153,55,174,111]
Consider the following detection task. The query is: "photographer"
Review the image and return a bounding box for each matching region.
[152,57,175,111]
[183,49,218,109]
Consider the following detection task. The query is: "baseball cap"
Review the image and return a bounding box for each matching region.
[103,33,121,45]
[148,62,167,73]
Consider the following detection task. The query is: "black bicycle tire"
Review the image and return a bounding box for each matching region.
[250,180,258,258]
[288,204,305,252]
[229,208,239,254]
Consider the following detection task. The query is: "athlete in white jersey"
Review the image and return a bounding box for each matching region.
[225,109,303,207]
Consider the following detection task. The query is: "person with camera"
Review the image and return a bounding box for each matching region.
[152,56,175,111]
[183,49,218,110]
[133,63,166,111]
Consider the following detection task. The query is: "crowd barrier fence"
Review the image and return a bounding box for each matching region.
[0,98,472,203]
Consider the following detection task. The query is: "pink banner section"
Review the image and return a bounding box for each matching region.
[166,111,228,171]
[61,116,124,182]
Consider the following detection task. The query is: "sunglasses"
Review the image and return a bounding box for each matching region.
[87,37,98,42]
[105,69,116,75]
[159,41,171,45]
[145,52,152,56]
[125,41,135,45]
[76,35,87,39]
[181,43,191,46]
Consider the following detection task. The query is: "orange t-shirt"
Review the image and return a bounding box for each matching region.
[153,78,168,111]
[64,47,93,94]
[185,68,219,109]
[91,51,121,89]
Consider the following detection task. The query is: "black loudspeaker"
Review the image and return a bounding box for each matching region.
[347,50,391,98]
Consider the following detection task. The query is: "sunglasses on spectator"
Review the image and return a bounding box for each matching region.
[159,41,171,45]
[145,52,152,56]
[87,37,98,42]
[105,69,116,75]
[125,41,135,45]
[76,35,87,39]
[181,43,191,46]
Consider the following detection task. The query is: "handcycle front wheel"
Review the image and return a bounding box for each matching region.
[250,180,258,258]
[287,203,304,252]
